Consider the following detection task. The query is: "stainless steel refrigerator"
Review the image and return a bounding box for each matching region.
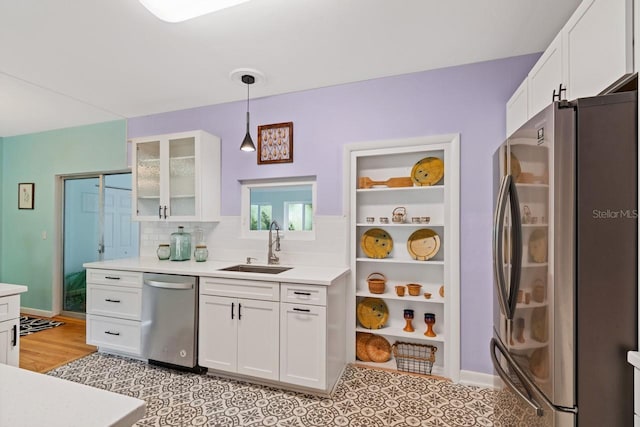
[491,90,638,426]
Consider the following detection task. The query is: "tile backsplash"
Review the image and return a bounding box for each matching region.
[140,216,348,267]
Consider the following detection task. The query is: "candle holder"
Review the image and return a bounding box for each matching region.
[403,309,415,332]
[424,313,436,337]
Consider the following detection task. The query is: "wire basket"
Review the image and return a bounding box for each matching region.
[392,341,437,375]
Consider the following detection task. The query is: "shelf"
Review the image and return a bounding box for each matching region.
[356,290,444,304]
[354,359,444,377]
[522,223,548,228]
[356,223,443,228]
[137,195,160,200]
[169,194,195,199]
[356,326,445,343]
[169,155,195,161]
[507,339,548,352]
[522,262,548,268]
[357,258,445,265]
[516,183,548,189]
[515,300,547,309]
[356,186,444,194]
[138,158,160,163]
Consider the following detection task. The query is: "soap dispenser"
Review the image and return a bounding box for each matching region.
[170,226,191,261]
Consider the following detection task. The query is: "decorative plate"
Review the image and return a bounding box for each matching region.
[407,229,441,261]
[360,228,393,259]
[356,332,373,361]
[510,152,521,181]
[411,157,444,186]
[357,297,389,329]
[366,335,392,363]
[528,229,547,263]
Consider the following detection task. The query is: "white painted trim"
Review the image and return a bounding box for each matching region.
[21,307,55,318]
[459,370,502,389]
[343,133,461,382]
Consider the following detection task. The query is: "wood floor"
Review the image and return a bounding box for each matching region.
[19,315,96,373]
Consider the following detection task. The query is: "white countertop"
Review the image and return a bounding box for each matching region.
[84,257,350,286]
[0,283,28,297]
[0,364,145,427]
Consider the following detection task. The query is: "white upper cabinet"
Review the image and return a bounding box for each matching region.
[508,0,633,135]
[131,130,221,222]
[528,32,565,120]
[563,0,633,100]
[506,79,529,137]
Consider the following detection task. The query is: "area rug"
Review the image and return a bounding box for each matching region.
[47,353,496,426]
[19,316,64,336]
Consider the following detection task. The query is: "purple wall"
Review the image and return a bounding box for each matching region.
[128,54,539,375]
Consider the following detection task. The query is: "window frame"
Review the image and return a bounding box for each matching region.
[240,178,317,240]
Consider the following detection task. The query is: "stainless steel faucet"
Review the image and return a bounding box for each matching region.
[268,220,281,265]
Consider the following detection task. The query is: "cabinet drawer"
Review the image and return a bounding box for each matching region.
[87,284,142,320]
[200,277,279,301]
[87,269,143,288]
[86,315,142,356]
[281,283,326,306]
[0,295,20,323]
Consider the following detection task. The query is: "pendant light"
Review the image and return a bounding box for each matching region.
[240,74,256,152]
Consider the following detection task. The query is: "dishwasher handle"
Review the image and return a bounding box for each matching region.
[144,279,193,290]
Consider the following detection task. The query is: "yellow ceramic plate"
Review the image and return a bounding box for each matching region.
[357,297,389,329]
[407,229,441,261]
[411,157,444,186]
[360,228,393,259]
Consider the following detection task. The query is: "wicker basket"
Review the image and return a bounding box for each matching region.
[392,341,437,375]
[367,272,386,294]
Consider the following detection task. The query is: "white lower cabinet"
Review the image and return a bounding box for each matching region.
[280,302,327,389]
[199,277,344,392]
[86,269,143,358]
[0,295,21,367]
[199,294,279,381]
[199,278,280,381]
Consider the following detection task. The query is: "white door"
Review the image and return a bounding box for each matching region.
[0,319,19,366]
[280,303,326,389]
[103,187,136,260]
[199,295,237,372]
[237,298,279,380]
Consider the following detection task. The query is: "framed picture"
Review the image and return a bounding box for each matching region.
[258,122,293,164]
[18,183,34,210]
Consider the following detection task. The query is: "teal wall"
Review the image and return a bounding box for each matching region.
[1,121,127,311]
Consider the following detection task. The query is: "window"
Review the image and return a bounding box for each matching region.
[241,178,316,239]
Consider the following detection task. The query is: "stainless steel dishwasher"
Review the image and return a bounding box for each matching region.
[142,273,204,372]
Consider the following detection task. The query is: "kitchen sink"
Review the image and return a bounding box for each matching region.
[218,264,292,274]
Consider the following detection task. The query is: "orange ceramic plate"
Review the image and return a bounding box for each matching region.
[407,229,441,261]
[357,297,389,329]
[411,157,444,186]
[360,228,393,259]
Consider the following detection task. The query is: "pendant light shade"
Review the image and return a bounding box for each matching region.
[240,74,256,152]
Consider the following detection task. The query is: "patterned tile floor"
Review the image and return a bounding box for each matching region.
[47,353,497,426]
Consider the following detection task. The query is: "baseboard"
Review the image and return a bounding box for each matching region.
[20,307,55,318]
[459,370,502,389]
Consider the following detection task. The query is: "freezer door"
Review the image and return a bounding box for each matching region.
[491,337,576,427]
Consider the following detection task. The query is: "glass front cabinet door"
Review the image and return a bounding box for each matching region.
[131,130,221,222]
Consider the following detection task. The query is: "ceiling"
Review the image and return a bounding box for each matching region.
[0,0,582,138]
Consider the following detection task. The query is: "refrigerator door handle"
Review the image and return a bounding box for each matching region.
[493,175,511,319]
[490,337,544,417]
[506,178,522,317]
